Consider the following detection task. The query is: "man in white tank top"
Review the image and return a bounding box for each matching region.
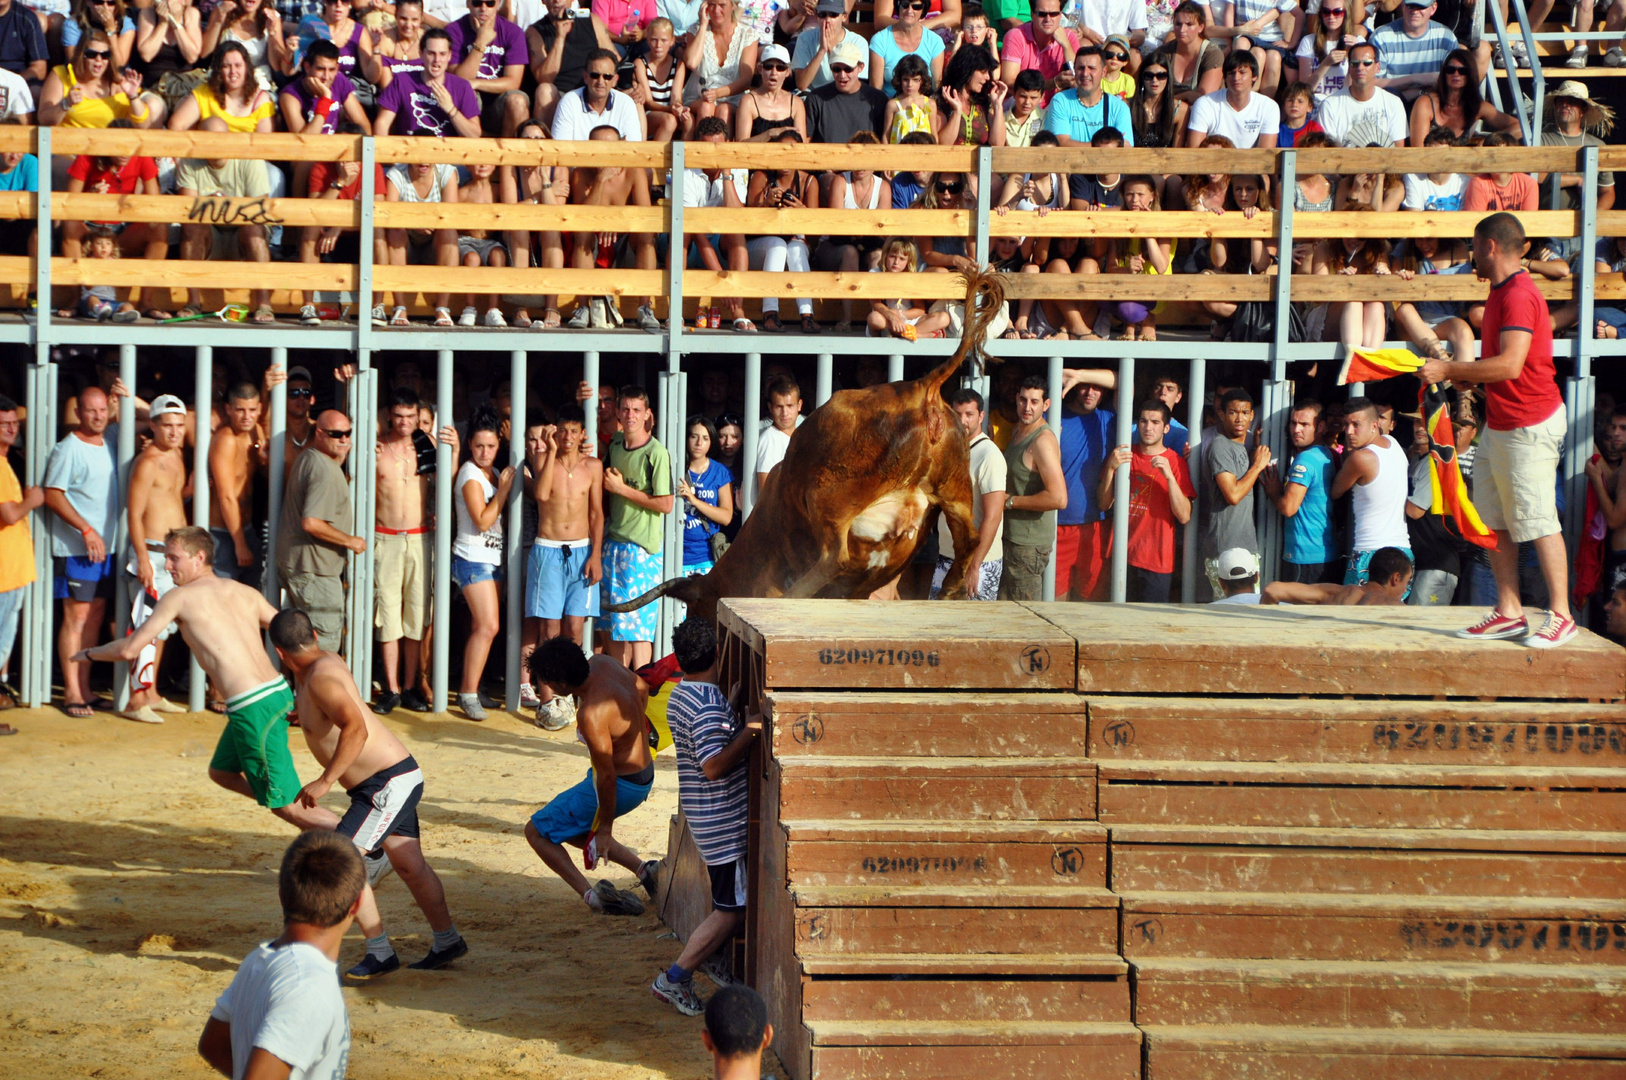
[1330,397,1412,587]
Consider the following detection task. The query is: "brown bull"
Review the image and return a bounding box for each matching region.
[608,271,1005,624]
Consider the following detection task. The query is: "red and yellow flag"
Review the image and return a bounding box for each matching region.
[1338,348,1426,386]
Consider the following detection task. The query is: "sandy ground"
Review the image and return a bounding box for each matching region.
[0,701,760,1079]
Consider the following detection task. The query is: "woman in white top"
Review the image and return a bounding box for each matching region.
[200,0,290,91]
[383,161,460,326]
[452,408,517,721]
[683,0,757,127]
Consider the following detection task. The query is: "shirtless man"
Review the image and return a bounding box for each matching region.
[75,527,333,832]
[525,405,604,730]
[121,395,192,724]
[524,638,658,915]
[269,607,469,979]
[373,387,460,714]
[210,382,269,588]
[1263,546,1414,606]
[564,125,661,331]
[1586,405,1626,605]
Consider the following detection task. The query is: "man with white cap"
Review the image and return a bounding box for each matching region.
[806,34,887,143]
[1539,81,1616,264]
[1209,548,1262,604]
[122,394,192,724]
[792,0,856,91]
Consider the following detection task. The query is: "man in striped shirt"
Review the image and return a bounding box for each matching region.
[652,617,761,1017]
[1371,0,1459,101]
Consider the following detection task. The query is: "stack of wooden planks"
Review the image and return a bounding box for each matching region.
[687,600,1626,1080]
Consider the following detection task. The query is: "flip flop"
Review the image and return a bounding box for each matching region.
[513,309,533,329]
[88,696,115,712]
[251,305,275,324]
[143,308,171,321]
[731,318,756,333]
[542,307,562,329]
[62,702,94,718]
[207,698,226,715]
[0,723,16,735]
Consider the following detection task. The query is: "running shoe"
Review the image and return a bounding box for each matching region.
[372,303,387,326]
[652,971,704,1016]
[535,696,573,731]
[371,691,401,716]
[701,949,736,988]
[365,849,395,889]
[457,306,479,328]
[483,307,507,328]
[1526,612,1579,649]
[408,937,469,970]
[566,305,591,329]
[638,859,660,898]
[592,878,645,916]
[1455,610,1529,641]
[519,682,541,710]
[1567,44,1590,67]
[401,687,432,713]
[1607,46,1626,67]
[345,953,401,980]
[300,303,321,326]
[459,692,487,721]
[636,303,661,331]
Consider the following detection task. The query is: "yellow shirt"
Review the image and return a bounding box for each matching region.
[0,457,36,593]
[192,86,275,133]
[54,64,130,128]
[1101,71,1135,101]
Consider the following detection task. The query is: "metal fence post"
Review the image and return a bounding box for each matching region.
[742,352,761,514]
[344,364,361,673]
[1044,355,1063,602]
[432,349,454,714]
[264,346,287,667]
[190,346,212,712]
[1567,147,1600,556]
[112,344,137,710]
[974,146,992,266]
[888,354,904,383]
[357,136,376,353]
[1110,355,1133,603]
[505,349,527,712]
[581,350,600,651]
[1181,357,1206,604]
[669,141,686,351]
[815,353,833,407]
[34,126,50,344]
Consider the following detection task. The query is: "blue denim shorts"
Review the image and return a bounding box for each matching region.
[451,554,502,589]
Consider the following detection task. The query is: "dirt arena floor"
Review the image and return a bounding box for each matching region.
[0,702,767,1078]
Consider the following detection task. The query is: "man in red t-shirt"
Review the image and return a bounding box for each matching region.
[1096,399,1194,603]
[1419,211,1574,648]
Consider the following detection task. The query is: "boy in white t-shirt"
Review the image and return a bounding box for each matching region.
[198,831,363,1080]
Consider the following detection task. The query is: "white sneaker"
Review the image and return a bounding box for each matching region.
[534,696,574,731]
[483,307,507,328]
[300,303,321,326]
[457,306,478,327]
[371,303,387,326]
[519,682,540,710]
[1567,44,1590,67]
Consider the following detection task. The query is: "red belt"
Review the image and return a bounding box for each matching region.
[375,526,430,535]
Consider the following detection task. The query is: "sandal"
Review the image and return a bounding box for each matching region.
[434,306,455,327]
[1001,328,1020,339]
[62,702,94,718]
[834,320,854,334]
[732,317,756,333]
[207,698,226,715]
[143,308,170,321]
[1599,321,1619,340]
[761,311,784,333]
[513,308,533,329]
[251,305,275,324]
[0,723,16,735]
[390,306,410,326]
[541,307,561,329]
[174,306,202,321]
[801,314,822,334]
[1020,329,1038,339]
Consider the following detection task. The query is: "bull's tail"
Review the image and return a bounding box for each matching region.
[924,268,1008,396]
[601,573,705,613]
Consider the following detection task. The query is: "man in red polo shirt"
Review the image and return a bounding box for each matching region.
[1419,211,1574,648]
[1096,399,1194,603]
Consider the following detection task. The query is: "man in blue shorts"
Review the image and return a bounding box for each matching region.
[600,386,673,672]
[524,638,659,916]
[652,617,760,1016]
[525,404,603,730]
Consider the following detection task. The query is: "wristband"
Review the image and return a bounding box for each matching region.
[80,526,94,537]
[315,97,334,117]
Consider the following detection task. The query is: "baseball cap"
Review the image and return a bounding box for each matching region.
[1104,33,1131,53]
[761,42,790,67]
[1402,0,1433,7]
[149,394,187,419]
[1215,548,1260,581]
[288,365,313,383]
[816,0,845,14]
[829,35,867,71]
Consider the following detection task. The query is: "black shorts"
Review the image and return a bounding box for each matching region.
[707,856,747,913]
[336,756,423,855]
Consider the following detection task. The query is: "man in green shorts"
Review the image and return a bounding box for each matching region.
[77,526,334,830]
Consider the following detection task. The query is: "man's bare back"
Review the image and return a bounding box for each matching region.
[573,164,642,211]
[375,433,427,532]
[294,651,411,787]
[578,655,652,777]
[165,576,281,699]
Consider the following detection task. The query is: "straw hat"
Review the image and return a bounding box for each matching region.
[1546,80,1615,136]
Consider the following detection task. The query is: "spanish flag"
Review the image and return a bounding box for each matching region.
[1337,347,1427,386]
[1419,379,1497,551]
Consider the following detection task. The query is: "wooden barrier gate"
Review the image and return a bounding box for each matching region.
[657,600,1626,1080]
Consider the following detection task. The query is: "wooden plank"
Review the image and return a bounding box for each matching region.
[721,599,1077,691]
[1099,781,1626,832]
[1086,698,1626,765]
[987,209,1576,240]
[682,269,974,300]
[1111,842,1626,897]
[778,758,1097,822]
[792,884,1120,908]
[784,821,1108,888]
[1101,760,1626,788]
[1131,957,1626,1032]
[684,140,975,172]
[794,903,1119,957]
[372,133,668,168]
[809,1018,1144,1045]
[686,206,970,237]
[800,953,1127,976]
[1119,904,1626,966]
[1108,826,1626,853]
[766,692,1089,759]
[655,812,712,944]
[1029,604,1626,701]
[758,763,812,1080]
[811,1038,1142,1080]
[802,976,1130,1023]
[46,129,364,162]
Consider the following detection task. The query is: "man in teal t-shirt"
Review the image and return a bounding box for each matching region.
[1261,399,1339,584]
[601,386,673,669]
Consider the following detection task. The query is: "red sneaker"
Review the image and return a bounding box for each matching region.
[1525,612,1578,649]
[1455,609,1529,640]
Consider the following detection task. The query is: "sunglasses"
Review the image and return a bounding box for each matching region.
[1103,50,1128,61]
[289,387,314,398]
[900,1,926,8]
[717,412,743,428]
[1443,63,1467,74]
[1032,7,1061,15]
[83,48,111,60]
[322,427,354,439]
[469,0,497,7]
[1350,57,1376,66]
[1321,6,1344,13]
[830,63,854,73]
[936,180,963,193]
[761,61,788,71]
[1143,69,1168,79]
[586,70,615,80]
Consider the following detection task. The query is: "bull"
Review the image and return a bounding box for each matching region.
[607,271,1006,624]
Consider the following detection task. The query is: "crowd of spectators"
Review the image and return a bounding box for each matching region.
[0,0,1617,337]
